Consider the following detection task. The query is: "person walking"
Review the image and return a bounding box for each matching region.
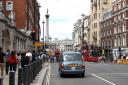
[32,50,37,62]
[9,51,18,72]
[0,47,5,77]
[20,50,26,68]
[5,49,10,75]
[25,50,32,64]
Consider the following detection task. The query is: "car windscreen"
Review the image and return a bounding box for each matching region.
[63,54,82,61]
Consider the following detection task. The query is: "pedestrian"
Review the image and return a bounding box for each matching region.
[9,51,19,72]
[32,50,37,62]
[5,49,10,75]
[20,50,26,68]
[0,46,5,77]
[102,55,106,63]
[25,50,32,64]
[17,51,22,67]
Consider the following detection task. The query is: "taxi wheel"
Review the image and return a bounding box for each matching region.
[81,73,85,77]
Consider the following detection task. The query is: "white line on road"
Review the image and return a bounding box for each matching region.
[92,74,116,85]
[91,73,128,75]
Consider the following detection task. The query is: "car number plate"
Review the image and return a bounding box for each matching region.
[71,67,76,70]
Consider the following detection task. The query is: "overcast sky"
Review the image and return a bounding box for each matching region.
[37,0,90,40]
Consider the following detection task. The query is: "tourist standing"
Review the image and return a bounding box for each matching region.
[9,51,18,72]
[0,47,5,77]
[5,49,10,75]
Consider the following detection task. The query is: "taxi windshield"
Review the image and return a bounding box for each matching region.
[63,54,82,61]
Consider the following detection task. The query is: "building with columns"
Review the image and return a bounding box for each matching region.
[49,38,74,52]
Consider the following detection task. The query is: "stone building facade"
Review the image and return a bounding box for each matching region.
[0,0,40,52]
[100,0,128,58]
[0,13,32,52]
[90,0,112,46]
[49,38,74,52]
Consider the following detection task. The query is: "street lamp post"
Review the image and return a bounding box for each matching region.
[42,20,45,50]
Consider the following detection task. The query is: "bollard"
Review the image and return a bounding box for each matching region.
[30,64,33,83]
[0,77,3,85]
[18,68,23,85]
[23,65,28,85]
[27,65,30,85]
[9,71,15,85]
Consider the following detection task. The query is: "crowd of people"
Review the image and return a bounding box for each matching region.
[0,46,45,78]
[47,49,61,63]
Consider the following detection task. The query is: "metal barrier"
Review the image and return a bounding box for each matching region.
[17,56,48,85]
[9,71,15,85]
[117,59,128,64]
[0,77,3,85]
[5,55,49,85]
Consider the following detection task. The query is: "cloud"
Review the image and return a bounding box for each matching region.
[38,0,90,40]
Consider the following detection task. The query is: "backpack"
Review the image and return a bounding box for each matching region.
[9,55,18,64]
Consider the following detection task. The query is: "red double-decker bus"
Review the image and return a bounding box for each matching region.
[81,46,101,62]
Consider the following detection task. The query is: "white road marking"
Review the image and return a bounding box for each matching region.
[91,73,128,75]
[92,74,116,85]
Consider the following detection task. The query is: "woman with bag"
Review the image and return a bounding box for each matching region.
[9,51,18,72]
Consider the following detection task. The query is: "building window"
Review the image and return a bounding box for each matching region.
[123,12,126,18]
[109,30,111,35]
[110,20,112,25]
[114,39,116,47]
[114,27,117,34]
[114,5,117,12]
[114,16,117,22]
[122,23,126,32]
[118,14,121,20]
[124,36,126,46]
[99,13,100,19]
[99,0,100,9]
[118,24,122,33]
[103,0,107,4]
[104,32,106,36]
[122,36,125,46]
[94,23,97,28]
[94,13,97,20]
[118,2,121,10]
[122,1,125,7]
[121,36,123,46]
[107,31,109,36]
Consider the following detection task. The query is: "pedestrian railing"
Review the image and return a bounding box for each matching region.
[20,56,48,85]
[117,59,128,64]
[0,55,49,85]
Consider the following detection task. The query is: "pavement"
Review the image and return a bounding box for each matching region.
[1,62,49,85]
[2,70,18,85]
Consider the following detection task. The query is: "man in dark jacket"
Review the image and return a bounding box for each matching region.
[20,50,26,68]
[0,47,5,77]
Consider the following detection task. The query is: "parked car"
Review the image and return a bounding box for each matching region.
[58,51,85,77]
